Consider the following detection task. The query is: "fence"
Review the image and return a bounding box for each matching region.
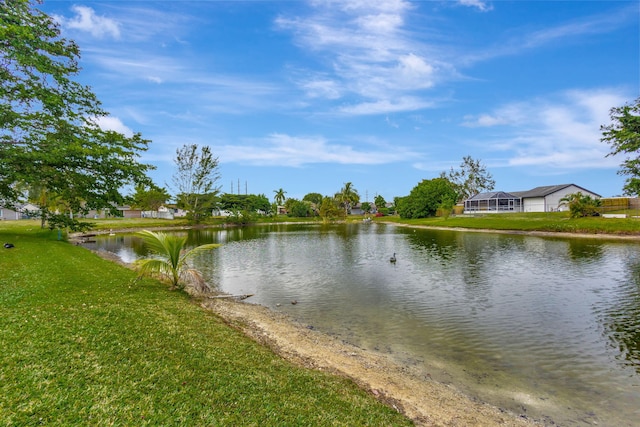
[599,198,640,214]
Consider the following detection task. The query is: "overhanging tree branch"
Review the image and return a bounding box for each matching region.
[1,0,153,229]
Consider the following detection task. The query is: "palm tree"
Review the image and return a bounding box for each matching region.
[559,192,602,218]
[134,230,221,293]
[273,188,287,206]
[319,196,342,223]
[335,182,360,216]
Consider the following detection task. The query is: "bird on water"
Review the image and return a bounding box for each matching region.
[390,253,396,263]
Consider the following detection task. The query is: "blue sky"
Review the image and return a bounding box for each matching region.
[42,0,638,202]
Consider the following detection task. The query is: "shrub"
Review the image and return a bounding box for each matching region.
[397,178,458,219]
[559,192,602,218]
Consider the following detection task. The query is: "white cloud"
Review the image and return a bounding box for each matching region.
[463,89,630,170]
[113,6,192,42]
[355,13,404,33]
[57,4,192,43]
[464,114,507,127]
[338,97,433,115]
[313,0,412,15]
[461,4,636,65]
[395,53,436,88]
[87,50,184,83]
[523,6,634,50]
[385,116,399,128]
[93,116,133,137]
[146,76,163,84]
[276,0,449,115]
[217,133,416,167]
[462,103,528,127]
[83,47,284,114]
[457,0,493,12]
[58,6,120,39]
[301,78,343,99]
[122,108,150,126]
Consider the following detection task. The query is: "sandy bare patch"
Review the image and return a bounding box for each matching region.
[202,298,541,427]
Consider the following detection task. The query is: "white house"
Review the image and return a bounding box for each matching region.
[0,205,20,220]
[464,184,601,214]
[0,203,40,220]
[211,208,233,217]
[140,205,187,219]
[464,191,522,213]
[511,184,600,213]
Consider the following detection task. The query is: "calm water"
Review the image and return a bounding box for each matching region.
[88,223,640,426]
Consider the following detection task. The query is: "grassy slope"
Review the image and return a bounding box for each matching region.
[377,212,640,236]
[0,224,411,426]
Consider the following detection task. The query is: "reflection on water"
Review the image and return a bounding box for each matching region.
[598,256,640,374]
[87,224,640,426]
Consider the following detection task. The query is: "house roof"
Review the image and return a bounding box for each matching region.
[511,184,601,199]
[0,203,40,211]
[467,191,520,201]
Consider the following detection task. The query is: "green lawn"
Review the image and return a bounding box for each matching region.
[376,212,640,236]
[0,224,411,426]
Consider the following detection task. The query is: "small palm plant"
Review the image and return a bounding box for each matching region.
[134,230,221,293]
[559,192,602,218]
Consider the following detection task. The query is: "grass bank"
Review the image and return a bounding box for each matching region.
[375,212,640,236]
[0,224,411,426]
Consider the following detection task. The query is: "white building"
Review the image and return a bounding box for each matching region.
[464,184,601,214]
[0,203,40,220]
[511,184,600,213]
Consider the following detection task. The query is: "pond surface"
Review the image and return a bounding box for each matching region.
[88,223,640,426]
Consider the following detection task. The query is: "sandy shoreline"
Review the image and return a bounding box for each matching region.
[201,297,541,426]
[83,240,541,425]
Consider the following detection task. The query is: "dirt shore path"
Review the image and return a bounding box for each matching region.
[202,297,541,427]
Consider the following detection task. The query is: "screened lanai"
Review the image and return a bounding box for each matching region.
[464,191,522,213]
